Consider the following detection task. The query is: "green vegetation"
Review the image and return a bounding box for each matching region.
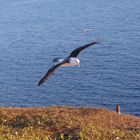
[0,107,140,140]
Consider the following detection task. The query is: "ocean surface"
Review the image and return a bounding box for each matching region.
[0,0,140,116]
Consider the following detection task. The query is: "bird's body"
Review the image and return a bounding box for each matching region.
[38,41,98,86]
[67,57,80,67]
[53,57,80,67]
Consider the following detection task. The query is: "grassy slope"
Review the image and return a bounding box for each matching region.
[0,107,140,140]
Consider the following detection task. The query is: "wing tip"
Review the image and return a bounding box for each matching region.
[38,83,41,86]
[38,79,44,86]
[91,40,99,45]
[93,39,102,44]
[38,82,41,86]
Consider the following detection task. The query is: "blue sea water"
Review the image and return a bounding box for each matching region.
[0,0,140,116]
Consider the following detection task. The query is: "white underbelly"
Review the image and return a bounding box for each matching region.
[53,57,80,67]
[61,62,78,67]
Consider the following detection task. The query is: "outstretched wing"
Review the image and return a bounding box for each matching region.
[69,41,98,57]
[38,60,68,86]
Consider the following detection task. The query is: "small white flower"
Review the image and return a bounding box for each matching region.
[112,130,115,134]
[15,131,18,135]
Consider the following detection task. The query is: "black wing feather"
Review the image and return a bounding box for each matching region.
[69,41,98,57]
[38,60,68,86]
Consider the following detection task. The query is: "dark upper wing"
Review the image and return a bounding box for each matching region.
[38,60,68,86]
[69,41,98,57]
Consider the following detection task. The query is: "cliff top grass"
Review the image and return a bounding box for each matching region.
[0,107,140,140]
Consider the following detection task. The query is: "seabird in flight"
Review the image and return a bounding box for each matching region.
[38,41,98,86]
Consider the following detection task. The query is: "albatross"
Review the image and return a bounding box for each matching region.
[38,41,98,86]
